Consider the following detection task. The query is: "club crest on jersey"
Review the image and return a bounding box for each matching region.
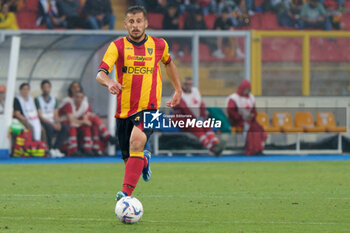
[147,48,153,55]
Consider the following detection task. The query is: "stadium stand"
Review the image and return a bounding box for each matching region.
[9,0,350,65]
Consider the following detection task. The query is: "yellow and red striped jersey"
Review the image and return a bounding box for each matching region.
[99,35,171,119]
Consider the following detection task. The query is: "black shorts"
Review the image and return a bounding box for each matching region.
[116,110,153,160]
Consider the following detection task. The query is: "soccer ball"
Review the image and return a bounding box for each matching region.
[115,196,143,224]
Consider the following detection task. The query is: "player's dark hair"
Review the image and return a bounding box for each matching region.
[41,80,51,88]
[19,82,30,90]
[68,81,83,97]
[125,6,147,19]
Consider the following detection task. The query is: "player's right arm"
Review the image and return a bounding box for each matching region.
[96,41,124,95]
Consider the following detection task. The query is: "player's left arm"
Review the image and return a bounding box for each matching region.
[164,60,182,107]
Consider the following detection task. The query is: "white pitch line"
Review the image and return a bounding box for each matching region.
[0,193,349,200]
[0,216,348,226]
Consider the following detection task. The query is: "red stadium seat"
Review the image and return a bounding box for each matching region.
[249,14,261,29]
[204,14,216,29]
[255,0,265,7]
[179,15,185,29]
[341,13,350,30]
[16,11,37,29]
[25,0,38,12]
[147,13,164,30]
[261,12,280,30]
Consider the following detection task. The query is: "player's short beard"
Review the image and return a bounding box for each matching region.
[130,30,145,41]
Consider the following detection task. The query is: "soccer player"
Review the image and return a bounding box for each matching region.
[96,6,182,200]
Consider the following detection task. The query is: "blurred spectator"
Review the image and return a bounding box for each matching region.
[218,0,254,17]
[0,2,19,29]
[227,80,266,155]
[1,0,19,12]
[324,0,344,30]
[0,85,5,114]
[35,80,67,158]
[133,0,166,13]
[231,3,250,27]
[173,77,225,156]
[180,0,201,14]
[13,83,46,142]
[213,8,244,59]
[83,0,115,30]
[299,0,331,30]
[245,0,255,15]
[290,0,303,17]
[200,0,217,15]
[276,0,298,28]
[185,8,207,29]
[60,81,116,155]
[37,0,62,29]
[55,0,86,29]
[182,9,217,54]
[162,3,180,30]
[213,8,233,58]
[320,0,345,11]
[59,91,94,156]
[162,4,181,57]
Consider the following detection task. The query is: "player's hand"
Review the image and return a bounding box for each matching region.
[166,90,182,108]
[83,119,92,126]
[53,122,61,131]
[108,81,124,95]
[96,14,105,21]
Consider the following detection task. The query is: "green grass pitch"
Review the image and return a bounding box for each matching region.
[1,161,350,233]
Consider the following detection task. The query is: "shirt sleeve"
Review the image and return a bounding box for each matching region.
[60,103,73,115]
[99,41,119,75]
[161,39,172,65]
[13,98,22,114]
[34,97,40,110]
[318,4,326,16]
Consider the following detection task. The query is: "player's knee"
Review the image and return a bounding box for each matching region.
[129,139,144,152]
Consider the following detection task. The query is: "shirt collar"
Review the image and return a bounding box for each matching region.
[126,34,148,47]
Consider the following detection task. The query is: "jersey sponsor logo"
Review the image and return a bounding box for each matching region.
[122,66,154,75]
[127,55,152,62]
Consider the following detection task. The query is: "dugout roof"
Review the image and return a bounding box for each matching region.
[0,32,118,83]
